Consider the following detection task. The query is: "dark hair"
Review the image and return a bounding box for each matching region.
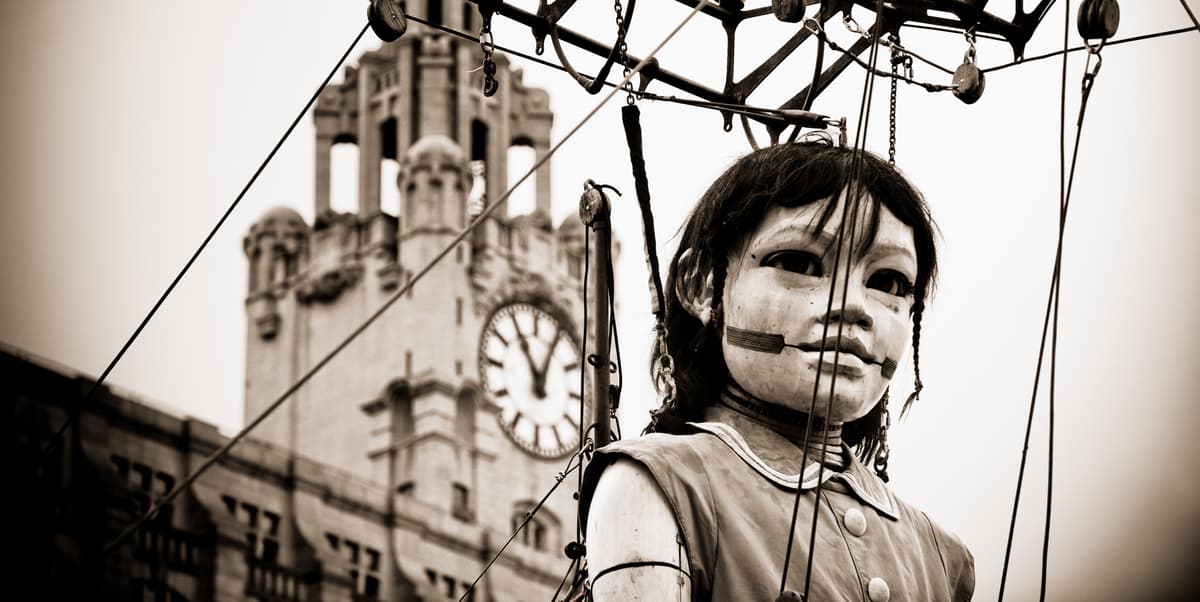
[647,142,939,467]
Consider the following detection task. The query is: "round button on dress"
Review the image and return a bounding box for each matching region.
[843,507,868,536]
[868,577,890,602]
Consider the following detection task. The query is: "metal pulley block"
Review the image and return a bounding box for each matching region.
[579,181,610,227]
[1077,0,1120,40]
[952,63,985,104]
[770,0,805,23]
[368,0,407,43]
[952,42,985,104]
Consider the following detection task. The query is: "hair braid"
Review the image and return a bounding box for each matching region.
[707,243,730,335]
[901,299,925,417]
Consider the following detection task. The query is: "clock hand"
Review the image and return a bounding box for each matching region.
[537,331,560,386]
[516,335,544,396]
[510,313,543,391]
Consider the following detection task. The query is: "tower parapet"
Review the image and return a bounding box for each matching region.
[312,18,554,225]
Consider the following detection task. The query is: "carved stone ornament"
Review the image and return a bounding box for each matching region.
[377,263,403,292]
[295,264,364,305]
[475,271,563,324]
[313,208,355,231]
[255,312,281,340]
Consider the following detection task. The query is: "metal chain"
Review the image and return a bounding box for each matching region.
[613,0,636,104]
[479,9,498,96]
[843,13,867,38]
[964,27,978,64]
[873,398,892,480]
[889,52,898,165]
[886,35,912,165]
[652,328,676,406]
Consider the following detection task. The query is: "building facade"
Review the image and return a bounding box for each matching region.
[9,4,591,600]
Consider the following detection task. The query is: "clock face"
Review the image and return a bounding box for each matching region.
[479,302,583,459]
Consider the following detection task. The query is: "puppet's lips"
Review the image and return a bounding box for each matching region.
[797,338,877,366]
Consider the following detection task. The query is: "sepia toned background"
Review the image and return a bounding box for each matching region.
[2,0,1197,599]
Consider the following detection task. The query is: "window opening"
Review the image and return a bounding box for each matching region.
[506,142,536,216]
[331,142,360,214]
[470,119,489,162]
[381,117,400,217]
[264,511,280,535]
[428,0,443,26]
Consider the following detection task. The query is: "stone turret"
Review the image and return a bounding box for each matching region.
[399,135,470,232]
[243,206,309,340]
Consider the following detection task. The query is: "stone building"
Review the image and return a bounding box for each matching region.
[8,4,592,600]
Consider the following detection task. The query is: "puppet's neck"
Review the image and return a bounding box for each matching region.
[716,382,847,471]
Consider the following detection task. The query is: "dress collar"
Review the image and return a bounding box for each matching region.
[690,420,899,520]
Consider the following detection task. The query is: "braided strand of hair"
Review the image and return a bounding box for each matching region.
[901,298,925,417]
[707,242,730,336]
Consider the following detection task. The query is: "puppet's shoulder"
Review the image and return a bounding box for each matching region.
[580,430,726,524]
[594,430,727,469]
[890,493,976,599]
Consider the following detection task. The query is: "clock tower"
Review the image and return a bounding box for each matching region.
[241,4,587,599]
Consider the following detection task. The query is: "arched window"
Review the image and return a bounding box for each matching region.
[380,117,400,217]
[506,138,536,216]
[470,119,489,162]
[510,503,560,552]
[330,139,360,214]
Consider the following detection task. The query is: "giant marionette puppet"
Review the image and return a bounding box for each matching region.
[580,140,974,601]
[355,1,1119,598]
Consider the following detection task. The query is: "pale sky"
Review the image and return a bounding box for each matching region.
[2,1,1198,599]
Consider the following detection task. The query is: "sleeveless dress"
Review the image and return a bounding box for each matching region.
[580,422,974,602]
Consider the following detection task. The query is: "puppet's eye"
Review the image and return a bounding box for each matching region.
[867,269,913,297]
[762,251,822,276]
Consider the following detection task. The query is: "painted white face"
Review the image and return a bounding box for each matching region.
[721,194,918,423]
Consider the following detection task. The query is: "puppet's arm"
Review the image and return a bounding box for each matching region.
[586,460,692,600]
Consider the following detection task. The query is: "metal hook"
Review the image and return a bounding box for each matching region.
[1081,42,1104,95]
[842,13,865,37]
[802,17,823,36]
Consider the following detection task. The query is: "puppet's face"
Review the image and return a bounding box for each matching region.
[720,195,918,423]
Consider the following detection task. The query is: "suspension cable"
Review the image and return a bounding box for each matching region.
[1041,7,1071,598]
[42,22,371,458]
[785,15,828,144]
[983,26,1197,73]
[605,225,624,441]
[803,9,886,598]
[885,35,956,75]
[549,556,580,602]
[778,4,885,597]
[999,3,1108,599]
[810,24,958,93]
[899,21,1009,42]
[576,226,590,543]
[1179,0,1200,32]
[102,2,703,554]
